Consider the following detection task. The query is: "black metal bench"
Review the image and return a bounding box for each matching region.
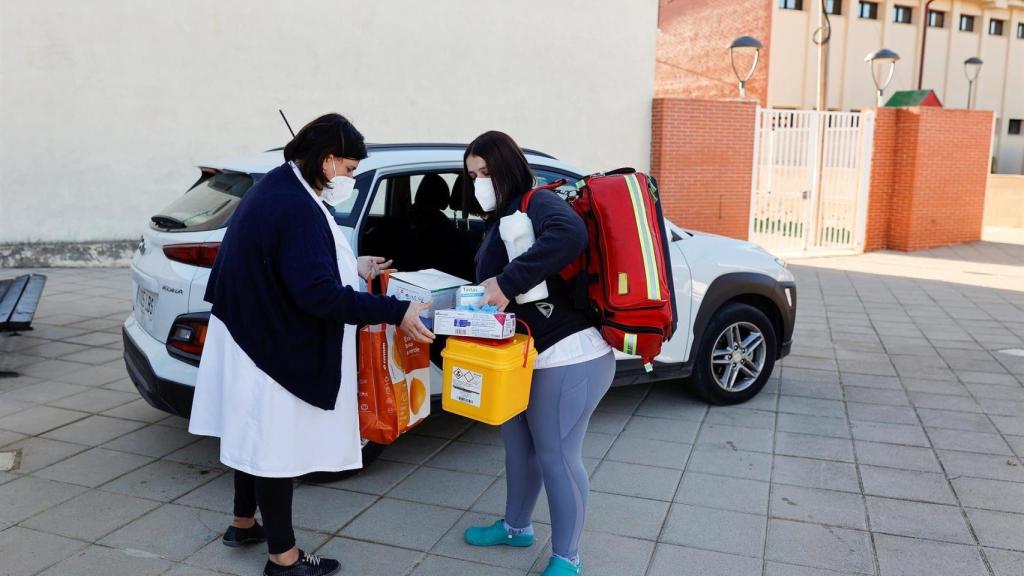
[0,274,47,331]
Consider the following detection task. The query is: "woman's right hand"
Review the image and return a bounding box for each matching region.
[401,301,436,344]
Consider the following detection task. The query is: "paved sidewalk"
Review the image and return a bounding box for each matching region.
[1,242,1023,576]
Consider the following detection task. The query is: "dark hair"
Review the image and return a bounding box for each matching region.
[463,131,534,214]
[283,113,368,190]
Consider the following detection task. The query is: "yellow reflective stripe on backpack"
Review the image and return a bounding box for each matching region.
[622,333,637,355]
[624,174,661,301]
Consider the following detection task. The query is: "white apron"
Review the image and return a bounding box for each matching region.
[188,164,362,478]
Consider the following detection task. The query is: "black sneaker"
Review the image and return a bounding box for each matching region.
[263,550,340,576]
[222,522,266,548]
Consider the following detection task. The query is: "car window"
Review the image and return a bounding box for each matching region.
[152,171,253,232]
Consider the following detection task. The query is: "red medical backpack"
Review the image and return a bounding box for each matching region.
[521,169,677,370]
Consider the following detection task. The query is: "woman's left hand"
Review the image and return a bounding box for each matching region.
[480,277,510,311]
[358,256,394,280]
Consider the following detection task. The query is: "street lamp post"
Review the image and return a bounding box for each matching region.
[964,57,983,109]
[865,49,900,107]
[728,36,763,100]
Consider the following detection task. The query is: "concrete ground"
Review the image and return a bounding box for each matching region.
[1,241,1023,576]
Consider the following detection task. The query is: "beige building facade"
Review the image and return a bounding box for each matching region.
[767,0,1024,174]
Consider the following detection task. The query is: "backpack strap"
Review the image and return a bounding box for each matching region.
[519,180,566,213]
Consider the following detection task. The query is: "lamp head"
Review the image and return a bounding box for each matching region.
[964,57,983,81]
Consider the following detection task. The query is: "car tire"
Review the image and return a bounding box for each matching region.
[299,440,386,484]
[692,302,776,405]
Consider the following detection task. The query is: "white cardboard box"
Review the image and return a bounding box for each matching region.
[434,309,516,339]
[387,269,470,330]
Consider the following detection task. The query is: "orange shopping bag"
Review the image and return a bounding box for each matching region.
[357,272,430,445]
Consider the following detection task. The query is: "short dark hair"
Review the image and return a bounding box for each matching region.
[283,113,368,190]
[463,131,534,215]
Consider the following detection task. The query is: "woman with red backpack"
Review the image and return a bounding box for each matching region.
[462,131,615,576]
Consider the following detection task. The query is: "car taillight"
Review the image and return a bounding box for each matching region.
[168,318,208,357]
[163,243,220,268]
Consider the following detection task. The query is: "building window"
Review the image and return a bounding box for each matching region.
[1018,22,1024,38]
[927,10,945,28]
[989,18,1004,36]
[825,0,842,15]
[893,5,912,24]
[1010,119,1022,136]
[859,1,878,19]
[960,14,975,32]
[780,0,803,10]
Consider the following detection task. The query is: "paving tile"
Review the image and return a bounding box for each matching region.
[291,483,377,532]
[902,378,970,396]
[100,504,230,561]
[1008,435,1024,457]
[605,435,691,470]
[22,489,161,541]
[471,476,551,525]
[990,414,1024,437]
[776,431,855,463]
[38,544,173,576]
[984,547,1024,576]
[846,402,918,425]
[102,423,200,457]
[952,476,1024,514]
[851,421,930,447]
[164,565,228,576]
[585,409,632,435]
[0,526,87,576]
[634,390,708,421]
[696,423,774,453]
[0,404,89,435]
[427,441,506,476]
[854,441,942,473]
[410,555,522,576]
[772,455,862,493]
[776,413,850,439]
[431,512,550,571]
[936,450,1024,482]
[674,472,769,515]
[0,475,88,523]
[859,464,956,504]
[0,429,25,448]
[18,359,92,381]
[583,491,670,540]
[687,444,772,481]
[875,533,987,576]
[661,504,765,558]
[619,415,700,443]
[315,536,425,576]
[778,396,847,418]
[764,562,866,576]
[101,398,169,423]
[458,423,503,447]
[928,428,1013,455]
[378,433,449,465]
[318,459,416,495]
[163,437,226,470]
[770,484,867,530]
[389,466,494,509]
[647,543,762,576]
[843,386,909,407]
[36,447,153,487]
[409,413,474,439]
[2,436,89,473]
[174,472,235,513]
[101,459,220,501]
[703,407,776,430]
[590,460,681,501]
[765,519,874,575]
[917,409,998,433]
[47,389,137,413]
[41,414,146,446]
[865,496,974,544]
[2,381,90,404]
[965,508,1024,551]
[781,378,843,400]
[341,498,463,551]
[184,528,327,575]
[582,431,616,459]
[909,392,983,413]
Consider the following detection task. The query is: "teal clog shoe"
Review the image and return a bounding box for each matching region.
[464,520,534,547]
[542,556,582,576]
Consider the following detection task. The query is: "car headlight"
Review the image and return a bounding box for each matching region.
[774,257,788,269]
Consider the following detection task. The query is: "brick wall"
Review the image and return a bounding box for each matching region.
[655,0,772,105]
[866,107,993,251]
[651,98,757,239]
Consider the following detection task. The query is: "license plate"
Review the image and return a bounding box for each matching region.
[135,286,157,328]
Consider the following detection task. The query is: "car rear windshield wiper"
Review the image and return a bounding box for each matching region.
[151,214,187,229]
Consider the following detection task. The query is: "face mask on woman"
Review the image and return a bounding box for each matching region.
[474,177,497,213]
[323,157,356,206]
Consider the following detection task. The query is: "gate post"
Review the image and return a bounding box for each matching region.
[748,106,762,242]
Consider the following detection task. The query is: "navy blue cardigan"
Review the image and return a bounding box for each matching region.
[205,164,410,410]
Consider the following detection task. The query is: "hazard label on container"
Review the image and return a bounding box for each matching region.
[450,366,483,407]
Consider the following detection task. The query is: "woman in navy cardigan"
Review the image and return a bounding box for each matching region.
[189,114,433,576]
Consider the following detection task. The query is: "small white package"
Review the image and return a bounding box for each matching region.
[434,309,516,340]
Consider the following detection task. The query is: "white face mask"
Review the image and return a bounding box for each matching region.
[474,177,497,213]
[323,157,356,206]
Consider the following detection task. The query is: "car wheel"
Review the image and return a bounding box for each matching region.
[692,302,776,405]
[299,439,386,483]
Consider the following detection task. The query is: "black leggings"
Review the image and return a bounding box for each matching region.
[233,470,295,555]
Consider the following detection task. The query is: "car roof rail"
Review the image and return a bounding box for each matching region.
[263,142,557,160]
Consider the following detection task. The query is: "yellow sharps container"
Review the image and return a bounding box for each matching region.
[441,333,537,425]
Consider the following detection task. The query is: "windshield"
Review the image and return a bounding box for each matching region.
[152,172,254,232]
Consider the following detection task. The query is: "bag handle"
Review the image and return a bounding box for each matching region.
[517,319,533,368]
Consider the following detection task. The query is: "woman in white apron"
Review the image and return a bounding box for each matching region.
[188,114,433,576]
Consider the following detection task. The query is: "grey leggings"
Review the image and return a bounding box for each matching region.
[501,351,615,559]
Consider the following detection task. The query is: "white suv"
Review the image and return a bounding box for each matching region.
[123,143,796,467]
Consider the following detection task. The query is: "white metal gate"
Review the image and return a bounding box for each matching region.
[749,109,875,256]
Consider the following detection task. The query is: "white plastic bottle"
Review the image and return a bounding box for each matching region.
[498,211,548,304]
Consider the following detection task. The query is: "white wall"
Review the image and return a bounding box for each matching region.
[0,0,658,244]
